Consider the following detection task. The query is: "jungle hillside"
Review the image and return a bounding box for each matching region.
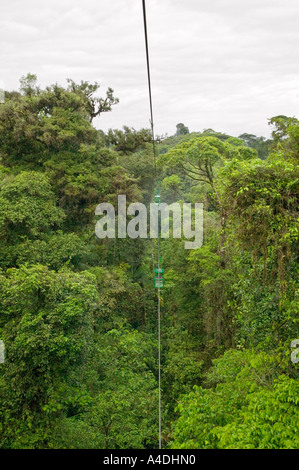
[0,74,298,449]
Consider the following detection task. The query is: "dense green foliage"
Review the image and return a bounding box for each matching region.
[0,75,298,449]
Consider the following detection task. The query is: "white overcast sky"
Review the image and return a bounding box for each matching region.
[1,0,299,138]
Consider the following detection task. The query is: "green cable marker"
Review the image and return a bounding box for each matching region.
[154,187,160,206]
[154,268,164,288]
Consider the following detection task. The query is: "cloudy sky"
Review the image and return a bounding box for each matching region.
[1,0,299,138]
